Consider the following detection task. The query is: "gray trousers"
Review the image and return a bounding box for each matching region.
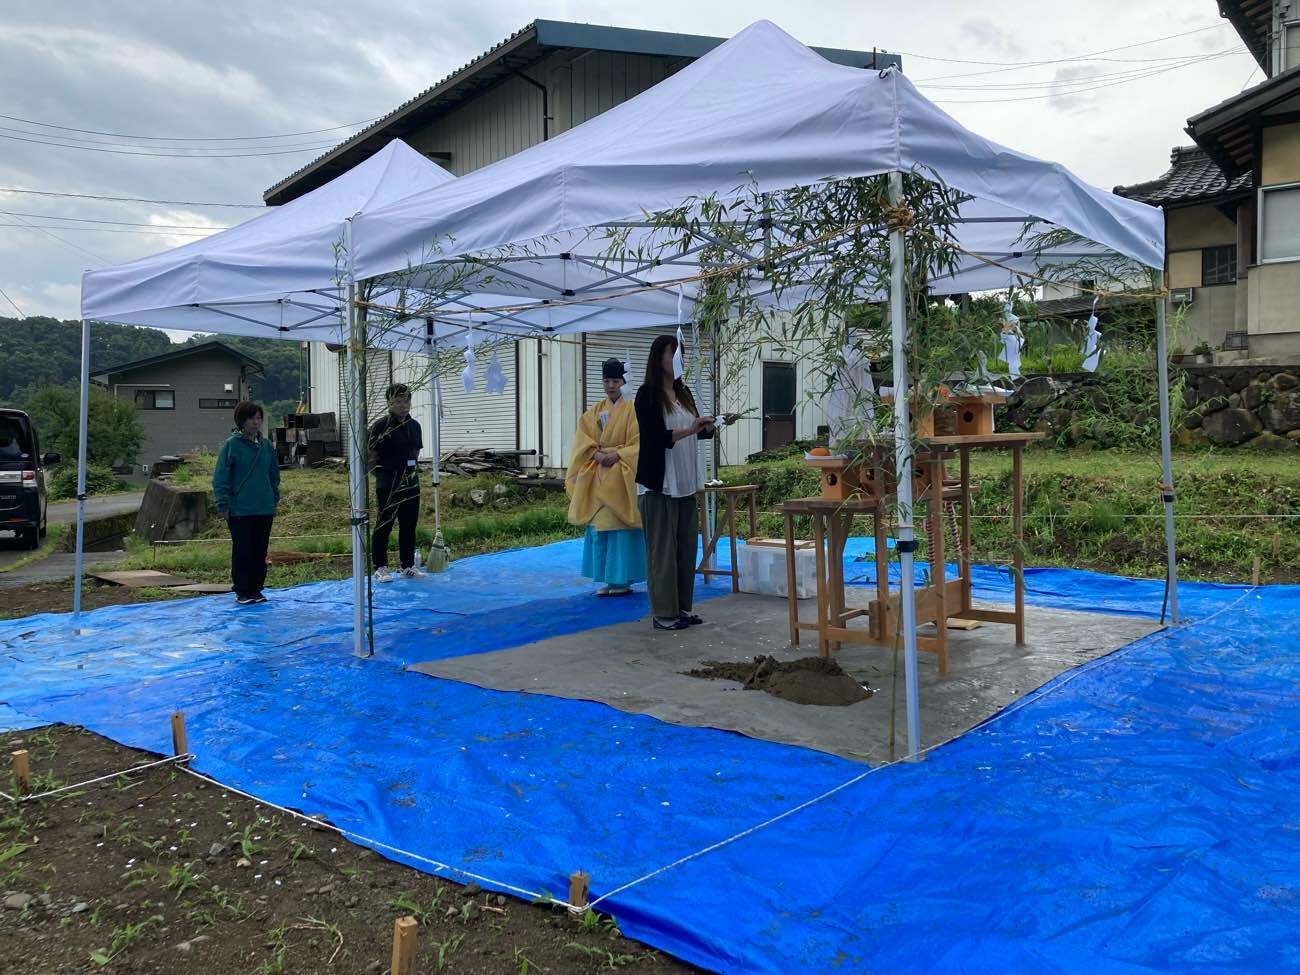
[638,491,697,620]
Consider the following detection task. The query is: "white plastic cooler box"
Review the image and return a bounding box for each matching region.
[737,541,818,599]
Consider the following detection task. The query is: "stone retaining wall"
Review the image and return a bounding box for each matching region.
[999,366,1300,449]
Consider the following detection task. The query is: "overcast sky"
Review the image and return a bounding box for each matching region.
[0,0,1258,328]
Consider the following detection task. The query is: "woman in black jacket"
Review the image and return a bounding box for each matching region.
[634,334,715,631]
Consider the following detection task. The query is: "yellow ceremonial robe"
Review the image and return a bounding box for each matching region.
[566,396,641,531]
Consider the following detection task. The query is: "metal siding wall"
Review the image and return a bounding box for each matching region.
[337,350,394,457]
[438,343,518,451]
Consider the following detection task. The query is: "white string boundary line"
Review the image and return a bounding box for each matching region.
[586,585,1259,911]
[173,765,547,904]
[4,752,193,803]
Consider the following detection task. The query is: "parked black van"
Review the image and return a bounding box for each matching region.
[0,408,59,549]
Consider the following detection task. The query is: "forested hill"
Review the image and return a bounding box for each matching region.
[0,316,308,412]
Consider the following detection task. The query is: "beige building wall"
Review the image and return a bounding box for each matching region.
[1261,122,1300,186]
[1164,203,1239,349]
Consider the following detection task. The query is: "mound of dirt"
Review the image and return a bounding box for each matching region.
[686,655,873,707]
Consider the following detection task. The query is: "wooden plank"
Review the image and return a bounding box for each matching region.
[390,916,418,975]
[784,512,800,647]
[956,608,1018,624]
[170,712,189,760]
[925,432,1046,445]
[89,570,196,589]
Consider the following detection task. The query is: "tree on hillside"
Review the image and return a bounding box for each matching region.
[21,383,144,467]
[0,316,171,403]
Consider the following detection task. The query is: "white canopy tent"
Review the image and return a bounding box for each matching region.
[79,21,1176,757]
[73,139,455,649]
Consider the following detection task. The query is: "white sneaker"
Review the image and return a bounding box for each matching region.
[400,566,426,580]
[374,566,394,584]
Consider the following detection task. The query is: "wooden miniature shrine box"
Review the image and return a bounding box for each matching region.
[950,393,1004,436]
[804,457,889,501]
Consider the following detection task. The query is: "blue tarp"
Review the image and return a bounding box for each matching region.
[1,538,1297,973]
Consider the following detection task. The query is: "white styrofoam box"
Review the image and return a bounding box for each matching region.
[737,543,818,599]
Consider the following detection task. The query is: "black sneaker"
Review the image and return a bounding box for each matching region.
[678,613,703,626]
[253,593,269,604]
[236,596,257,606]
[652,617,688,631]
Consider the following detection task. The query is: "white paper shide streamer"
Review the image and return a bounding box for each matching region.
[1082,297,1101,373]
[484,349,507,395]
[672,285,685,380]
[461,327,476,393]
[1001,300,1023,380]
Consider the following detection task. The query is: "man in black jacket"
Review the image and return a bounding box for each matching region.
[369,383,424,582]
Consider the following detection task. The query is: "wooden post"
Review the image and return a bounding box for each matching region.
[1012,444,1026,646]
[1274,531,1282,561]
[11,750,30,798]
[1251,556,1261,587]
[568,871,590,910]
[390,916,418,975]
[783,509,799,647]
[170,711,189,762]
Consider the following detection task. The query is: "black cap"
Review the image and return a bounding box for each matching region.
[602,358,626,380]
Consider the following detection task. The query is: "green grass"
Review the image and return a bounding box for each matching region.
[0,522,66,574]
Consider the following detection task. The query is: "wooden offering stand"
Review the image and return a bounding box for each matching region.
[783,425,1042,673]
[696,484,759,592]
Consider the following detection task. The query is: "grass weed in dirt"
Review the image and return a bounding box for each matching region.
[0,725,699,975]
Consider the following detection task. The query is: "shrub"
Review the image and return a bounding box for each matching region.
[46,463,127,500]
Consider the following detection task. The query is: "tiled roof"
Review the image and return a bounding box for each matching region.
[1033,293,1146,320]
[1114,145,1252,207]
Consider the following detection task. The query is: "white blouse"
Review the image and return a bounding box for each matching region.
[639,399,701,499]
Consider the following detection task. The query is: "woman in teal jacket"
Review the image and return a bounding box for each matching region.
[212,401,280,605]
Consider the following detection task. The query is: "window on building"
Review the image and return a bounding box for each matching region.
[1285,21,1300,72]
[1201,245,1237,286]
[198,398,239,409]
[133,389,175,410]
[1260,185,1300,261]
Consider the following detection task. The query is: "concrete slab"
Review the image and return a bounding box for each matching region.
[169,583,232,594]
[410,591,1159,763]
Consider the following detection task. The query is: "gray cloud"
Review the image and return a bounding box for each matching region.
[0,0,1257,323]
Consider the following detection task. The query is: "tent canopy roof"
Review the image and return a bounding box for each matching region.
[81,21,1163,349]
[80,139,453,337]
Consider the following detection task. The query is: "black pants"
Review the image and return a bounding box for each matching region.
[373,477,420,570]
[228,514,273,599]
[638,492,697,620]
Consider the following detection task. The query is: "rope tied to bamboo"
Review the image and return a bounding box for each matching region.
[883,203,916,235]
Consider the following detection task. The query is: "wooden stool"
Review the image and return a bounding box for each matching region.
[697,484,759,592]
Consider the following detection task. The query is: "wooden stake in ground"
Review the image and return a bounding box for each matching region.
[170,711,189,762]
[11,750,30,798]
[569,870,591,911]
[390,916,418,975]
[1252,556,1261,587]
[1274,531,1282,561]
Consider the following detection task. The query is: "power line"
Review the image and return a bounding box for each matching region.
[0,131,340,158]
[0,222,211,236]
[918,49,1247,91]
[899,21,1231,75]
[0,111,381,142]
[0,208,229,230]
[0,123,350,153]
[0,186,264,209]
[4,213,108,264]
[929,49,1241,104]
[0,284,24,318]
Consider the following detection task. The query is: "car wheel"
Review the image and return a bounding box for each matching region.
[39,518,47,539]
[21,527,39,550]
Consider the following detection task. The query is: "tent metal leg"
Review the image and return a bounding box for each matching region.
[1152,275,1180,623]
[342,221,369,658]
[888,172,922,759]
[72,317,91,622]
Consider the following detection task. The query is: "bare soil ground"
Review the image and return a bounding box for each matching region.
[0,725,701,974]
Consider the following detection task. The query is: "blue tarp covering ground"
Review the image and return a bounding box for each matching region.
[1,538,1297,973]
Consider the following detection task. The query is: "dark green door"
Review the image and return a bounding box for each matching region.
[762,362,796,450]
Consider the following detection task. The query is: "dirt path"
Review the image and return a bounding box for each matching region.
[0,726,700,975]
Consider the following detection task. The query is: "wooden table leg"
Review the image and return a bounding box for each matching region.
[784,510,799,647]
[748,489,758,538]
[826,511,847,653]
[1013,444,1026,645]
[927,455,948,675]
[960,446,972,615]
[811,510,829,658]
[726,494,739,593]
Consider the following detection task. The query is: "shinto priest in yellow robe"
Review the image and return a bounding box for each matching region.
[565,358,646,595]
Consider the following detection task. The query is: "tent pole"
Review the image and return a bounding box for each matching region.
[1152,272,1180,623]
[344,219,368,657]
[888,171,922,759]
[72,315,91,622]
